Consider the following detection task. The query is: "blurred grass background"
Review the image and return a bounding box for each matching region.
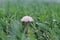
[0,0,60,40]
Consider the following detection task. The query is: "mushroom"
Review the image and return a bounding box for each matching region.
[21,16,34,22]
[21,16,34,40]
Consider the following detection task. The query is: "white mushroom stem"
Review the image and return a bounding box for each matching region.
[25,23,30,39]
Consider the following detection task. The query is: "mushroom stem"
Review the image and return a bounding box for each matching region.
[26,23,29,40]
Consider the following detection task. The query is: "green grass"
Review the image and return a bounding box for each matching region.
[0,0,60,40]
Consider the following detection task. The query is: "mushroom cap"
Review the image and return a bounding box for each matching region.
[21,16,34,22]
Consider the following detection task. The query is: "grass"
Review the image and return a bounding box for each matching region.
[0,0,60,40]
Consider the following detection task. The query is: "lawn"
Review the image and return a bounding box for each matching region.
[0,0,60,40]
